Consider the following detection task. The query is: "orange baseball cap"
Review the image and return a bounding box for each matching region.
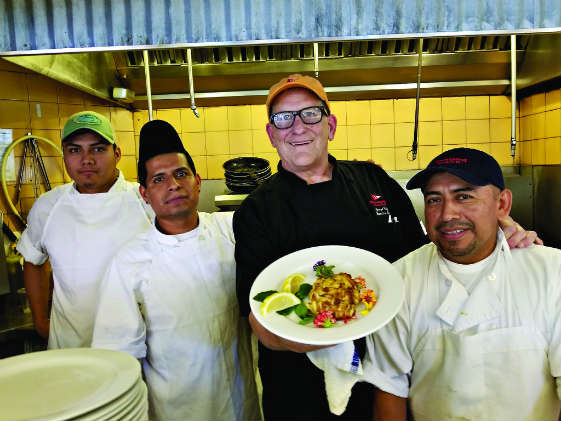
[266,74,330,116]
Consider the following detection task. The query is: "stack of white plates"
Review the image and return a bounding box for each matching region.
[0,348,148,421]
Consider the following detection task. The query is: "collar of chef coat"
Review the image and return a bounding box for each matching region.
[149,214,201,247]
[434,229,511,332]
[276,154,347,186]
[69,170,127,196]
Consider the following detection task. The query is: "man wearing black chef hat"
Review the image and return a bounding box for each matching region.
[92,120,260,421]
[366,148,560,420]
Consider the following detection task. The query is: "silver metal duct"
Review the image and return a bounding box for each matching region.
[3,31,559,109]
[0,0,559,55]
[143,50,153,120]
[510,35,517,157]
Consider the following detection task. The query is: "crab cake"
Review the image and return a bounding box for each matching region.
[308,273,360,319]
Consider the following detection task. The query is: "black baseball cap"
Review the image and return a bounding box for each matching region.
[406,147,505,191]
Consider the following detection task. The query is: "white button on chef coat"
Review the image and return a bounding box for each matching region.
[364,230,561,420]
[17,172,153,349]
[92,212,260,421]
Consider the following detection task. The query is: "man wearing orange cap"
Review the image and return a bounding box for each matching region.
[233,74,429,420]
[233,74,540,420]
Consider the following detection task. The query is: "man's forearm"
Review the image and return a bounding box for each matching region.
[373,389,407,421]
[23,261,50,337]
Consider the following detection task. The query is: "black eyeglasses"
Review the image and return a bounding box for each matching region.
[270,106,329,129]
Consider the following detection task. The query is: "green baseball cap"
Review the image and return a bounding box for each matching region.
[62,111,116,144]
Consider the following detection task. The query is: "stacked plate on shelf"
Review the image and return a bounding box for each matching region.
[0,348,148,421]
[223,157,272,193]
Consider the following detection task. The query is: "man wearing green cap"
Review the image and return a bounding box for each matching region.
[92,119,260,421]
[17,111,153,349]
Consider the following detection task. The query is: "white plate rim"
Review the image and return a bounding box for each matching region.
[249,245,405,345]
[0,348,141,421]
[71,378,145,421]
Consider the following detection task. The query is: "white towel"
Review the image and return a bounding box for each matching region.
[306,342,363,415]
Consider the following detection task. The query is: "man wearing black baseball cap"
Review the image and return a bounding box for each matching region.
[366,148,560,420]
[92,120,259,421]
[407,147,506,191]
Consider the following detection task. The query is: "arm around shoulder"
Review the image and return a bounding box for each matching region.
[499,215,543,248]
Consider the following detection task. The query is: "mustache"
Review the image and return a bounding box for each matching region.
[436,221,474,231]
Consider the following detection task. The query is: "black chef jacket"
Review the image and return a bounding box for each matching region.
[233,156,428,420]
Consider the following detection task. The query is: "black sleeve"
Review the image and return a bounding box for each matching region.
[386,173,430,257]
[233,195,276,317]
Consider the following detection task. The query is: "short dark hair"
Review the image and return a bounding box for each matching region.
[138,152,196,187]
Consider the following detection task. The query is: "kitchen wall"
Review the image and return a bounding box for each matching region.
[0,58,560,231]
[519,90,561,164]
[0,58,137,232]
[132,89,560,177]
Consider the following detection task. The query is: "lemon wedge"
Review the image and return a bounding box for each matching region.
[260,292,300,316]
[281,273,306,293]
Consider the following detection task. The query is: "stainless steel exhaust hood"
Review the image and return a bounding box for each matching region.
[4,32,560,110]
[1,1,559,109]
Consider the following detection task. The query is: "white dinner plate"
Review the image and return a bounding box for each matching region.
[72,378,145,421]
[124,385,149,421]
[249,245,405,345]
[0,348,141,421]
[90,381,147,421]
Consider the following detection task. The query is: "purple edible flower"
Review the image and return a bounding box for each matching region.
[313,260,326,271]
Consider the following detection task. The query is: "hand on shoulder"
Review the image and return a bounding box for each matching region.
[499,216,543,248]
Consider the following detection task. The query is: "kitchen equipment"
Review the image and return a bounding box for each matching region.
[0,348,148,421]
[223,157,272,193]
[0,212,11,296]
[1,134,63,228]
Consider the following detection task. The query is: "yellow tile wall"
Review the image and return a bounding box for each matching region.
[0,59,136,231]
[134,105,280,180]
[1,59,559,229]
[519,89,561,165]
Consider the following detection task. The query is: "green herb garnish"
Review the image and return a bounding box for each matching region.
[253,290,277,302]
[315,264,335,278]
[276,304,298,315]
[293,303,310,318]
[298,316,315,325]
[295,283,313,300]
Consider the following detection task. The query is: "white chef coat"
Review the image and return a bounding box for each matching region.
[365,230,561,420]
[17,172,153,349]
[91,212,260,421]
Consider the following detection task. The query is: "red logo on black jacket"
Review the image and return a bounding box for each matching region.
[369,194,386,207]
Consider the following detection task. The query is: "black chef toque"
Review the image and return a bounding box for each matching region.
[138,119,196,186]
